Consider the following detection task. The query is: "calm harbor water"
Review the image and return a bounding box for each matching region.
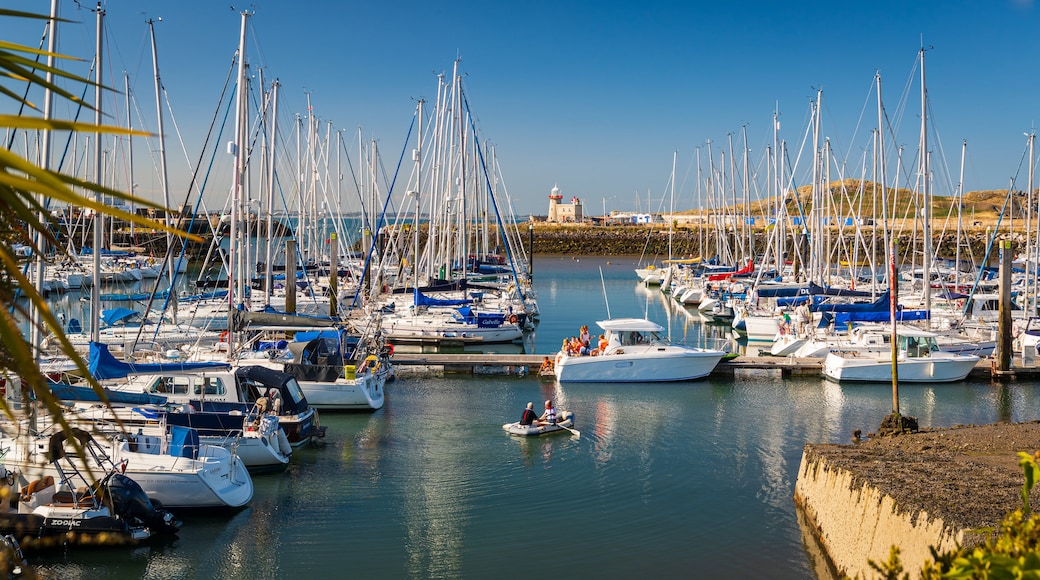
[26,256,1040,579]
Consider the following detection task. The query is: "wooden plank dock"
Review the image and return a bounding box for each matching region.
[389,353,1040,381]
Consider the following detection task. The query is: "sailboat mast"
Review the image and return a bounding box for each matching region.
[414,98,424,289]
[125,72,135,241]
[91,3,103,344]
[956,140,966,295]
[264,79,279,305]
[920,47,932,326]
[148,19,176,308]
[669,149,675,261]
[228,11,250,353]
[32,0,59,358]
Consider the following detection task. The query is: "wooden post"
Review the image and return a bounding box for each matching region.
[998,239,1012,372]
[285,239,297,315]
[528,222,534,282]
[890,239,899,415]
[329,232,338,318]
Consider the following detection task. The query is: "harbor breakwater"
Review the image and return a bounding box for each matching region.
[93,222,1024,262]
[528,224,1027,260]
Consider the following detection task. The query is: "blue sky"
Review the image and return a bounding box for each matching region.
[4,0,1040,217]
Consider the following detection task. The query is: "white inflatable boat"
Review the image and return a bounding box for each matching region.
[502,411,575,437]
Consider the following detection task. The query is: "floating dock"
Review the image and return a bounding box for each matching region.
[389,353,1037,380]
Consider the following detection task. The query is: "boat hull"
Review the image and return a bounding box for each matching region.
[502,413,575,436]
[822,352,980,383]
[554,349,724,383]
[297,370,386,411]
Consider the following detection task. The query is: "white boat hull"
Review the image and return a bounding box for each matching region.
[296,369,387,410]
[822,351,979,383]
[769,334,807,357]
[554,348,724,382]
[1,435,254,510]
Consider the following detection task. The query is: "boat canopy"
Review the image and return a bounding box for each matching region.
[414,289,471,307]
[595,318,665,333]
[48,381,168,406]
[234,366,310,416]
[88,341,229,380]
[100,308,141,327]
[831,310,929,326]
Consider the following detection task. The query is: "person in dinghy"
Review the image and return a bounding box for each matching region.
[535,400,557,426]
[519,402,539,426]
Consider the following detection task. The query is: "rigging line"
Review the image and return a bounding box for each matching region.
[960,141,1032,318]
[350,115,416,308]
[461,89,525,301]
[145,54,238,338]
[5,21,49,150]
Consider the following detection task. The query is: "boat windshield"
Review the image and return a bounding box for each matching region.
[284,378,306,405]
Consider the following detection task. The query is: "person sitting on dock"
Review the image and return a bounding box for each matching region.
[536,400,557,426]
[519,402,539,426]
[539,357,554,374]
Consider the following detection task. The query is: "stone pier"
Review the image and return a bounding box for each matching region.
[793,422,1040,579]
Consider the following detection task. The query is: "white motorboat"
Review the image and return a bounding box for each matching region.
[553,318,726,382]
[822,327,980,383]
[262,331,390,411]
[0,429,180,547]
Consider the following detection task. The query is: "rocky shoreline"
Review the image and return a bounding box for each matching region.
[527,224,1023,260]
[93,223,1022,262]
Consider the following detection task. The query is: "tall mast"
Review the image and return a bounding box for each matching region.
[124,72,135,240]
[264,79,279,306]
[32,0,59,358]
[149,18,177,320]
[91,3,103,344]
[414,98,424,289]
[228,10,250,354]
[920,46,932,326]
[669,149,676,261]
[956,140,966,299]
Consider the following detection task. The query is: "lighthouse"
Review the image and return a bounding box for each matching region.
[547,185,563,222]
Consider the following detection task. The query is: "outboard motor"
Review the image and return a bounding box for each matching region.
[106,473,181,535]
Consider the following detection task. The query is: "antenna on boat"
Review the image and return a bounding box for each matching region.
[599,266,611,319]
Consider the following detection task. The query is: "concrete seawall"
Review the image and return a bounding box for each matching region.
[793,447,963,579]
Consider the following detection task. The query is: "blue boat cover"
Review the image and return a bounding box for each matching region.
[88,341,229,380]
[100,308,140,327]
[168,425,199,460]
[833,310,930,326]
[812,290,891,313]
[48,382,168,405]
[414,288,471,307]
